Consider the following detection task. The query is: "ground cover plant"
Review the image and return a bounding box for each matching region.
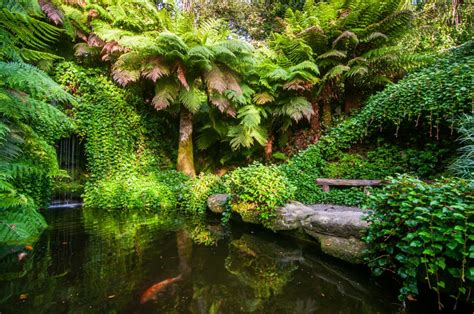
[364,175,473,310]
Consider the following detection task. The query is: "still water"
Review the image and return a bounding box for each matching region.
[0,207,404,313]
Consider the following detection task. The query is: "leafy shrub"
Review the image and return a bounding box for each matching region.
[83,175,176,211]
[182,173,225,215]
[364,175,473,307]
[226,163,295,223]
[279,145,326,204]
[318,188,371,207]
[153,170,190,199]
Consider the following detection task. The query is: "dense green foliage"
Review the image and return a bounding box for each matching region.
[364,175,473,308]
[401,0,473,53]
[226,163,295,223]
[280,42,472,203]
[2,0,472,309]
[181,173,223,214]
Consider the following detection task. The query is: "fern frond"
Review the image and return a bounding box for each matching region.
[274,97,313,122]
[0,62,73,103]
[228,124,267,149]
[332,31,358,48]
[322,64,350,81]
[151,78,179,111]
[317,49,347,60]
[0,8,62,50]
[179,86,202,113]
[253,92,275,105]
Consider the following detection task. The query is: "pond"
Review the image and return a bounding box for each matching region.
[0,207,406,313]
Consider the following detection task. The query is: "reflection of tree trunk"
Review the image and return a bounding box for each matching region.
[177,107,196,177]
[344,88,363,114]
[176,230,192,277]
[322,101,332,127]
[264,135,273,162]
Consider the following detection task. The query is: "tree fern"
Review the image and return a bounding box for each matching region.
[277,0,423,126]
[0,3,73,245]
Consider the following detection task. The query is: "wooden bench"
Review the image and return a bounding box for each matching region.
[316,178,383,193]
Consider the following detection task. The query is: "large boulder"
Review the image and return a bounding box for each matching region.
[270,201,316,230]
[271,202,369,264]
[272,202,368,238]
[301,209,368,239]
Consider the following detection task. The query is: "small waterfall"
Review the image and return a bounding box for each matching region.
[50,135,85,208]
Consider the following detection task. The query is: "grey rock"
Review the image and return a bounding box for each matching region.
[272,202,368,239]
[271,201,315,231]
[301,210,368,239]
[207,194,230,214]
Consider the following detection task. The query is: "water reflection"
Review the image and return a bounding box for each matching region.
[0,208,403,313]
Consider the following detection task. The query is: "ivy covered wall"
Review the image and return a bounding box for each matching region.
[54,62,182,210]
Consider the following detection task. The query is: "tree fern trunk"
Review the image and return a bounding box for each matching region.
[322,100,332,127]
[264,135,273,162]
[309,99,321,137]
[177,107,196,177]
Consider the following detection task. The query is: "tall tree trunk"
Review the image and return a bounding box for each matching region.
[264,135,273,162]
[309,99,321,139]
[322,100,332,127]
[177,107,196,177]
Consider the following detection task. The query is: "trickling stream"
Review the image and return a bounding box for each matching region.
[0,207,410,313]
[51,135,85,208]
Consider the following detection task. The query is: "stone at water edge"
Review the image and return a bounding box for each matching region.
[207,194,230,214]
[271,202,368,239]
[270,201,316,231]
[301,210,368,239]
[206,195,370,264]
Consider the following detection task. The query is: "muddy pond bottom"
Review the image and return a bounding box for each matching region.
[0,207,404,313]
